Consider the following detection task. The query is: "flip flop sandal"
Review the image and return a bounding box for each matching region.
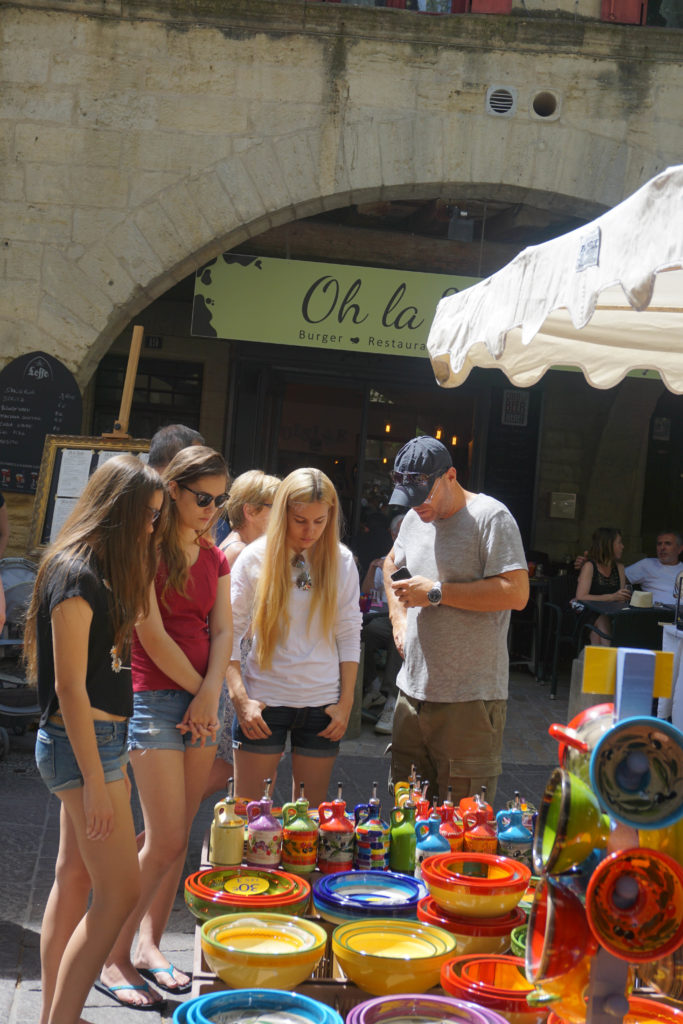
[94,978,166,1011]
[137,963,193,994]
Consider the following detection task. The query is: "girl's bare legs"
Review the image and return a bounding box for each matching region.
[39,804,91,1024]
[232,748,284,803]
[102,742,217,993]
[135,743,217,979]
[291,753,336,806]
[43,779,141,1024]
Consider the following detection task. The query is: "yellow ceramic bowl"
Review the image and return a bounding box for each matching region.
[201,912,327,990]
[332,917,456,995]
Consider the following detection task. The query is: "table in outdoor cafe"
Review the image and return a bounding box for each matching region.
[580,599,675,649]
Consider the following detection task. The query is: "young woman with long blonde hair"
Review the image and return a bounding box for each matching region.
[25,455,166,1024]
[101,445,232,1006]
[228,467,361,804]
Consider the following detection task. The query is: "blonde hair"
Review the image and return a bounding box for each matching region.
[24,455,164,681]
[226,470,280,529]
[160,445,229,602]
[252,468,341,670]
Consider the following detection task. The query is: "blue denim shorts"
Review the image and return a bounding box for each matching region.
[35,719,129,794]
[128,688,225,752]
[232,705,339,757]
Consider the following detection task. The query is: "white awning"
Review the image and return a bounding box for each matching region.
[427,166,683,392]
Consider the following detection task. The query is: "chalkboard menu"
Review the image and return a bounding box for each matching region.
[0,352,82,493]
[28,435,150,552]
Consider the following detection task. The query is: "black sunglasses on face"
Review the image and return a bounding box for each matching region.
[179,483,229,509]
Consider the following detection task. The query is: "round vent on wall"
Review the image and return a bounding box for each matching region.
[486,86,517,117]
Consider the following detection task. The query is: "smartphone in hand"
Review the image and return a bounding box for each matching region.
[391,566,412,581]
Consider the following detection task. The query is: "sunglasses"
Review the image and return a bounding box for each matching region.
[292,554,313,591]
[391,470,440,489]
[179,483,229,509]
[146,506,162,527]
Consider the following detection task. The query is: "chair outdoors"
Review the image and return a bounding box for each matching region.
[542,573,590,699]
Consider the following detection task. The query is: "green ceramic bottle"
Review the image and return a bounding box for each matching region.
[389,784,417,874]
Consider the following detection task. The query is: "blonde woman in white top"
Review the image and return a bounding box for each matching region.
[228,467,361,804]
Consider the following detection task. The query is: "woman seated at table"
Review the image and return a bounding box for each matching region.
[575,526,631,645]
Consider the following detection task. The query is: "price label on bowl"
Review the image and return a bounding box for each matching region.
[223,876,270,896]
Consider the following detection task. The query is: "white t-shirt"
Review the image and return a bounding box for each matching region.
[392,493,527,703]
[230,536,361,707]
[625,558,682,606]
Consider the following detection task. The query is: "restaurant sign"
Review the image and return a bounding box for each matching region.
[191,254,479,359]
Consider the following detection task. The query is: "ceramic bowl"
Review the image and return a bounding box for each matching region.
[421,853,531,918]
[441,955,548,1024]
[417,896,525,955]
[547,995,683,1024]
[510,923,528,959]
[585,846,683,962]
[332,917,456,995]
[526,876,596,982]
[313,871,427,924]
[173,988,344,1024]
[590,716,683,829]
[201,912,327,989]
[346,993,509,1024]
[185,867,310,922]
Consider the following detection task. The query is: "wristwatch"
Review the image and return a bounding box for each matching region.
[427,581,442,606]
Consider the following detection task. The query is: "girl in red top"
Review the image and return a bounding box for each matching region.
[101,446,232,1007]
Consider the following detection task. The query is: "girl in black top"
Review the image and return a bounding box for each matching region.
[24,455,166,1023]
[575,526,630,645]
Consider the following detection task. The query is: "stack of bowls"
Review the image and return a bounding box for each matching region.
[421,853,531,919]
[185,866,310,922]
[172,987,343,1024]
[548,997,683,1024]
[418,896,525,955]
[313,871,427,924]
[200,912,327,990]
[441,954,548,1024]
[331,917,456,995]
[346,993,510,1024]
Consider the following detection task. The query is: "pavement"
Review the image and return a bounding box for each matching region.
[0,667,570,1024]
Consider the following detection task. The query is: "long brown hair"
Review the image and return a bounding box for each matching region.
[160,445,229,601]
[24,455,165,681]
[252,468,341,670]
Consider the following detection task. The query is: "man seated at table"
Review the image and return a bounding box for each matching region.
[576,529,682,607]
[625,529,683,606]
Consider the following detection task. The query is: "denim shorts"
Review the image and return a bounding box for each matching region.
[128,688,225,752]
[35,719,129,794]
[232,705,339,757]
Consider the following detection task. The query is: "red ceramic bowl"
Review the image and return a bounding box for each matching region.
[526,876,597,982]
[441,954,547,1021]
[184,866,311,923]
[418,896,525,955]
[548,996,683,1023]
[422,853,531,918]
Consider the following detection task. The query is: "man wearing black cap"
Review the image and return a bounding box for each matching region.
[383,436,529,805]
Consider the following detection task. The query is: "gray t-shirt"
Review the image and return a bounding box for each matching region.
[393,493,526,703]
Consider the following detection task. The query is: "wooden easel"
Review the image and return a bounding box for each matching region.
[101,325,144,439]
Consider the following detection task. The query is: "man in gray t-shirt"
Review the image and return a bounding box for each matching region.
[384,437,528,805]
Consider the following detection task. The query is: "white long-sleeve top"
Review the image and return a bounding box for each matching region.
[230,536,362,707]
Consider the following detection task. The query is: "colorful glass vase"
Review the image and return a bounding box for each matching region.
[354,782,390,872]
[318,782,355,874]
[281,783,319,876]
[245,778,282,868]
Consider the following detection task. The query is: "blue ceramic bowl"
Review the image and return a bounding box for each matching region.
[313,870,427,923]
[173,988,344,1024]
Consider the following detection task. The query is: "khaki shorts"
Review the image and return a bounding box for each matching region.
[390,692,507,806]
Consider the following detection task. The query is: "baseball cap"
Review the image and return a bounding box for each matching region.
[389,436,453,508]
